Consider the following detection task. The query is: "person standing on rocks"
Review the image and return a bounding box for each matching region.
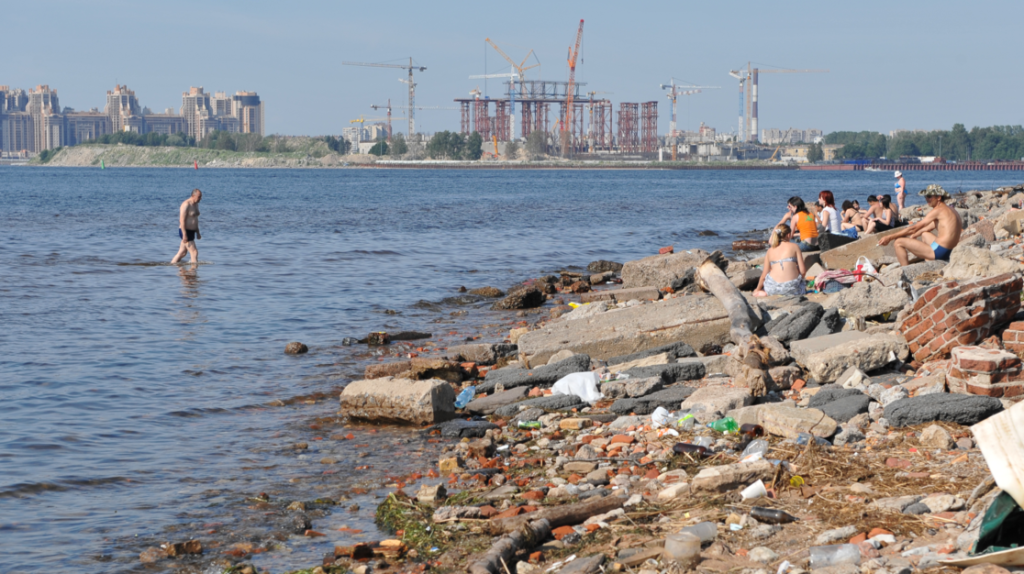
[895,170,907,210]
[878,184,962,264]
[754,225,807,297]
[171,189,202,264]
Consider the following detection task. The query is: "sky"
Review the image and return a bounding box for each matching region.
[5,0,1023,137]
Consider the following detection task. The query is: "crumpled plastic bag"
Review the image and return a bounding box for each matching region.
[551,372,604,403]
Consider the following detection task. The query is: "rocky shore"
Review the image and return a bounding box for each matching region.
[147,183,1024,574]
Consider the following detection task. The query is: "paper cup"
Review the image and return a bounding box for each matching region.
[741,479,767,500]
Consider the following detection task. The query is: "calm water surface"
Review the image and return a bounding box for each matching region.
[0,167,1014,573]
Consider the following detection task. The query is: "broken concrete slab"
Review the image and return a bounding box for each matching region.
[446,343,497,365]
[340,377,456,425]
[691,460,775,493]
[730,268,763,291]
[807,386,866,408]
[620,249,710,289]
[465,387,530,415]
[478,354,592,394]
[942,245,1024,280]
[815,394,872,423]
[600,376,664,399]
[580,286,661,303]
[493,395,586,418]
[884,394,1004,427]
[680,386,753,414]
[606,341,696,366]
[819,227,903,270]
[824,281,911,320]
[806,307,844,339]
[768,365,802,390]
[789,331,908,383]
[607,352,670,372]
[622,359,706,384]
[758,405,838,439]
[766,303,824,343]
[609,386,695,415]
[517,293,763,366]
[427,419,499,439]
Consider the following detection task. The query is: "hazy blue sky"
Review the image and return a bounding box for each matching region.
[6,0,1021,137]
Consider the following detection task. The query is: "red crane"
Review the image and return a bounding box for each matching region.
[561,19,584,157]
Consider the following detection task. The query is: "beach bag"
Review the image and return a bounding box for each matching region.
[854,256,876,282]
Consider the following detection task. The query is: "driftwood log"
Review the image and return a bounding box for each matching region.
[486,494,626,535]
[697,251,774,396]
[468,519,551,574]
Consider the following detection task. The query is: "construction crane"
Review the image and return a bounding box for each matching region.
[342,58,426,137]
[561,19,584,157]
[469,71,519,140]
[732,63,828,143]
[371,101,458,137]
[660,79,720,160]
[768,128,795,162]
[727,69,748,141]
[350,115,405,146]
[485,38,539,83]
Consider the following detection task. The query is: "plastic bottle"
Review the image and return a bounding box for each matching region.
[706,417,739,434]
[676,413,696,431]
[750,507,799,524]
[694,436,714,448]
[517,421,541,430]
[672,443,709,457]
[739,423,764,438]
[663,532,701,568]
[809,544,861,568]
[454,386,476,409]
[741,439,770,459]
[679,521,717,543]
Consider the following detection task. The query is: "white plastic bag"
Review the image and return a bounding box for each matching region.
[551,372,604,403]
[854,256,876,282]
[651,406,671,428]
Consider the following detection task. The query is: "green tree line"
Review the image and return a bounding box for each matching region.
[84,131,196,147]
[826,124,1024,162]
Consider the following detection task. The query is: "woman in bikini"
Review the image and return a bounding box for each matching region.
[841,200,865,233]
[754,224,807,297]
[866,195,896,234]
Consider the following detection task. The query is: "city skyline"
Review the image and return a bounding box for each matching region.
[3,0,1022,137]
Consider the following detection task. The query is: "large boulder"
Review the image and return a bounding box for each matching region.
[620,249,710,289]
[942,246,1023,280]
[884,394,1003,427]
[588,260,623,273]
[478,354,591,394]
[340,377,456,425]
[789,331,909,383]
[517,293,764,365]
[898,273,1022,364]
[824,281,911,320]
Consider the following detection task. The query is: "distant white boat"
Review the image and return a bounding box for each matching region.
[864,167,882,172]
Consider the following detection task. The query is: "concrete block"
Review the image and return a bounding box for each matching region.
[340,377,456,425]
[581,286,661,303]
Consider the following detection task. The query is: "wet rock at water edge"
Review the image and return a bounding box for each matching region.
[285,342,308,355]
[470,286,505,298]
[492,286,545,310]
[587,260,623,273]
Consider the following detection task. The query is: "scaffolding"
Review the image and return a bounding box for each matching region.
[641,101,658,153]
[617,103,639,153]
[474,100,491,140]
[494,100,510,142]
[589,100,613,151]
[460,101,472,135]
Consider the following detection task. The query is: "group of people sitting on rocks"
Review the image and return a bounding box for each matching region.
[753,184,963,297]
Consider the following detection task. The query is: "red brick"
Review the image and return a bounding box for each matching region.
[552,525,576,540]
[976,273,1016,288]
[902,313,924,330]
[869,528,893,538]
[958,331,981,346]
[967,383,1003,397]
[929,288,961,309]
[905,320,934,343]
[931,309,947,324]
[849,532,867,544]
[1002,384,1024,398]
[610,434,634,445]
[922,287,942,304]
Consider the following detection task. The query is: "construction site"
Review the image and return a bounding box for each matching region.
[343,21,828,162]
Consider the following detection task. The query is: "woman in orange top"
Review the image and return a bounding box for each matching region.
[776,196,819,251]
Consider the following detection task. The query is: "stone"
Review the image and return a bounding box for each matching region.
[816,394,872,423]
[806,386,864,408]
[768,365,802,390]
[365,360,413,379]
[942,246,1023,280]
[833,427,866,445]
[835,366,869,389]
[902,502,931,515]
[921,494,963,513]
[789,331,908,383]
[680,386,753,414]
[758,405,838,439]
[962,565,1012,574]
[609,386,696,415]
[879,385,910,406]
[726,404,769,426]
[416,484,447,505]
[607,341,697,365]
[920,424,955,450]
[511,408,544,425]
[558,554,605,574]
[870,495,924,512]
[884,394,1003,427]
[547,349,577,365]
[759,336,792,366]
[432,506,484,523]
[588,260,623,273]
[601,376,664,399]
[899,260,948,282]
[479,354,592,393]
[608,352,671,372]
[561,302,611,322]
[657,482,692,501]
[620,249,711,289]
[492,285,545,310]
[510,327,529,344]
[493,395,585,417]
[730,268,764,291]
[340,377,456,425]
[580,286,661,304]
[438,456,465,475]
[465,387,530,415]
[448,343,497,365]
[622,359,705,383]
[469,286,504,297]
[405,357,464,383]
[819,227,903,270]
[748,547,779,563]
[816,526,859,545]
[429,419,499,439]
[559,418,593,430]
[517,292,763,365]
[766,303,824,343]
[691,460,774,493]
[285,342,308,355]
[807,307,844,339]
[898,274,1022,364]
[564,461,598,474]
[824,281,911,320]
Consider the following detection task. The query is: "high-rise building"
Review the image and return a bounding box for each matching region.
[181,86,213,140]
[1,112,34,154]
[232,91,264,136]
[64,112,111,146]
[105,85,142,132]
[28,85,59,153]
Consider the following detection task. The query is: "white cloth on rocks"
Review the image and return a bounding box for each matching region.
[551,372,604,403]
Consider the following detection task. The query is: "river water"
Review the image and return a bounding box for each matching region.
[0,167,1015,573]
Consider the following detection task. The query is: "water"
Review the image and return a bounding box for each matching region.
[0,167,1014,572]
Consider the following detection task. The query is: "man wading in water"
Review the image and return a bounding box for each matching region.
[171,189,202,264]
[877,184,962,265]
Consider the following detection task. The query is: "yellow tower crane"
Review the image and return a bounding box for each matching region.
[485,38,540,83]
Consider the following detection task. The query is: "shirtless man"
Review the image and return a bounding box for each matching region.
[878,184,961,266]
[894,170,906,210]
[171,189,202,264]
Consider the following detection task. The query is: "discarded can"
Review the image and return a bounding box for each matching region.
[672,443,709,457]
[739,424,764,438]
[517,421,542,430]
[750,507,799,524]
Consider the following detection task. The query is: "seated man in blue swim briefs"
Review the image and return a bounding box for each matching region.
[877,184,962,266]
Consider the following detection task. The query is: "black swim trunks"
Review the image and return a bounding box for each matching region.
[179,228,197,242]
